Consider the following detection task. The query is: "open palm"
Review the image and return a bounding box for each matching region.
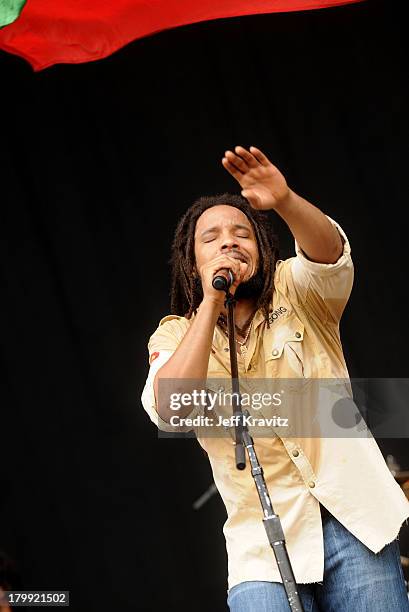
[222,145,289,210]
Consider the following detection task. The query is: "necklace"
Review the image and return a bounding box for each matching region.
[217,311,256,353]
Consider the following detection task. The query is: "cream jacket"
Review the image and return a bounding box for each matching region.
[141,218,409,590]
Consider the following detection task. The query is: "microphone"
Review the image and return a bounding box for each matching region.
[212,269,234,291]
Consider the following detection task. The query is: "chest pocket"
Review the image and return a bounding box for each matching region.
[264,313,306,379]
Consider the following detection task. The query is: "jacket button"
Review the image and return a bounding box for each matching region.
[308,481,316,488]
[292,449,299,457]
[295,331,301,339]
[272,349,279,356]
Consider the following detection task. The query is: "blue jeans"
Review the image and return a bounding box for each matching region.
[227,506,409,611]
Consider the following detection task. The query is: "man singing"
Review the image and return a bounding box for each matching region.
[141,145,409,611]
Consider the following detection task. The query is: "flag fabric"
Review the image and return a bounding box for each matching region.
[0,0,365,71]
[0,0,27,28]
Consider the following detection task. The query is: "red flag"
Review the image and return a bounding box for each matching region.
[0,0,365,71]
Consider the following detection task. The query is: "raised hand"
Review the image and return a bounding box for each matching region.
[222,145,290,211]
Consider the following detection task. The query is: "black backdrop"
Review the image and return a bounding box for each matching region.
[1,0,408,610]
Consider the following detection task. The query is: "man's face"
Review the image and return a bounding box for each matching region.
[194,205,260,295]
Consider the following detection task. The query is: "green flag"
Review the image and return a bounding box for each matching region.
[0,0,27,28]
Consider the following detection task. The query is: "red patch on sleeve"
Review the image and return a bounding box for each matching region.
[149,351,160,364]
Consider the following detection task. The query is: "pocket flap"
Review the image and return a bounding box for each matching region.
[265,317,305,361]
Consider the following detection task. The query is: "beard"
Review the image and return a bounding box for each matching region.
[234,267,264,300]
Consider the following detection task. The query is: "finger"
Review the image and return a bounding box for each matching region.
[231,262,249,287]
[208,254,248,270]
[211,254,242,271]
[222,157,243,179]
[225,150,249,173]
[221,256,243,273]
[234,145,258,168]
[249,146,270,166]
[239,261,249,282]
[227,259,248,283]
[241,189,262,209]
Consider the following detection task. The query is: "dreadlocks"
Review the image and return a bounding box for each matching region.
[169,193,280,326]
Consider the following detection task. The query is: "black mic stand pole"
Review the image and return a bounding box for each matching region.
[224,288,304,612]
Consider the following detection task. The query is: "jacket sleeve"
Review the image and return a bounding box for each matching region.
[140,315,199,432]
[276,216,354,325]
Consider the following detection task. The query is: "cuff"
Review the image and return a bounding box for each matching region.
[294,215,352,277]
[141,350,199,433]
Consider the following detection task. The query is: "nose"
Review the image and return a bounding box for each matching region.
[220,235,239,251]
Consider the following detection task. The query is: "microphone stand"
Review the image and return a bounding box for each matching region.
[224,288,304,612]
